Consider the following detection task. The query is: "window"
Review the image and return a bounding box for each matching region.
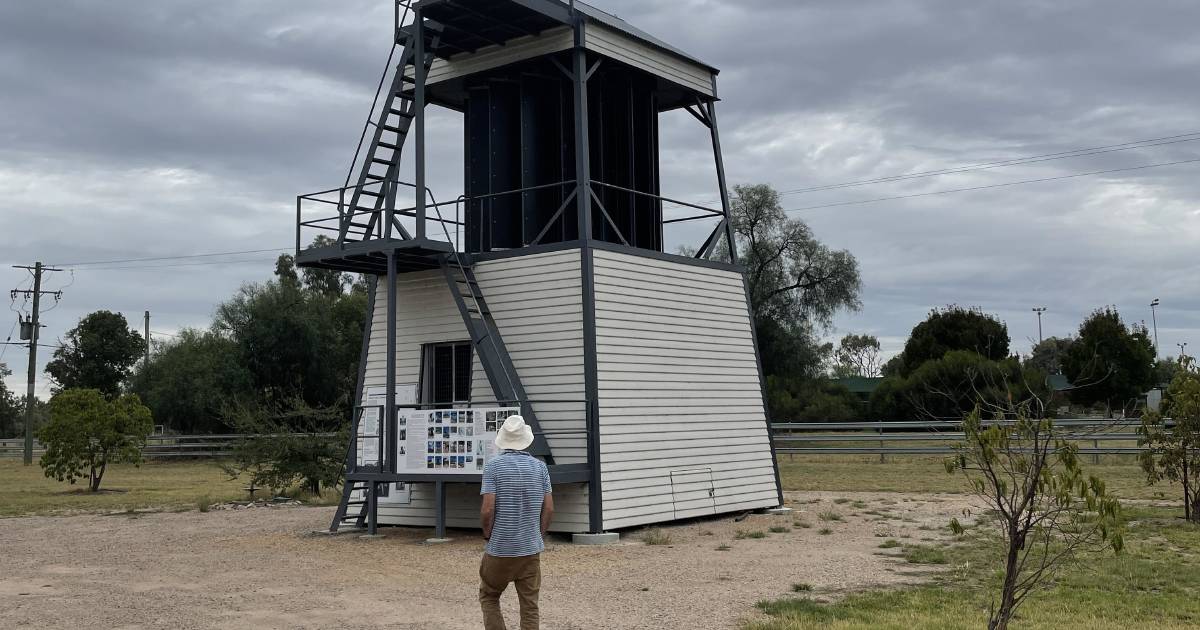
[422,342,473,406]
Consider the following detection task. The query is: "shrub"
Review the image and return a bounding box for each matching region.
[38,389,153,492]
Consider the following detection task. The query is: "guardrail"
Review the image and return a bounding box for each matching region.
[771,418,1161,461]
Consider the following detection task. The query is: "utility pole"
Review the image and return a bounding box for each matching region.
[1180,342,1189,360]
[1032,307,1047,344]
[1150,298,1160,356]
[11,262,63,465]
[144,311,151,364]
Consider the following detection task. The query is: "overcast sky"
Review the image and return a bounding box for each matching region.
[2,0,1198,397]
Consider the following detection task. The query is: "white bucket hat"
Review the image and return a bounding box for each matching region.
[494,415,534,451]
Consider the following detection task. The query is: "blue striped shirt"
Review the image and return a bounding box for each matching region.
[481,450,552,557]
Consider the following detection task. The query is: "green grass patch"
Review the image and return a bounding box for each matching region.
[0,459,256,517]
[901,544,948,565]
[769,525,791,534]
[777,455,1156,498]
[748,506,1200,629]
[877,539,901,549]
[791,583,813,592]
[736,530,767,540]
[833,498,851,504]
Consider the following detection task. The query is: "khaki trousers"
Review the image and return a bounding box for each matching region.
[479,552,541,630]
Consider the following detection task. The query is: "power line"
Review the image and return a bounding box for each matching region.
[774,132,1200,196]
[50,247,289,268]
[783,157,1200,214]
[686,130,1200,208]
[72,257,281,272]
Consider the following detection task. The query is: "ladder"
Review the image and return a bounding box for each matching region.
[340,2,441,243]
[329,479,371,532]
[440,257,554,463]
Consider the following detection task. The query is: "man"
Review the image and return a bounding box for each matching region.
[479,415,554,630]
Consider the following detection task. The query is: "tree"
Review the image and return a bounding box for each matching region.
[898,306,1010,377]
[728,184,860,379]
[45,311,146,397]
[870,350,1046,421]
[1025,336,1074,375]
[767,376,862,422]
[213,272,366,409]
[222,398,349,495]
[38,389,153,492]
[1138,358,1200,521]
[831,333,882,378]
[0,363,21,439]
[128,329,253,434]
[1062,307,1155,416]
[947,405,1123,630]
[1154,356,1181,388]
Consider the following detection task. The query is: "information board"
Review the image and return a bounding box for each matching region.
[399,406,521,475]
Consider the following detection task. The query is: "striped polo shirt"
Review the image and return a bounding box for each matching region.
[481,450,552,557]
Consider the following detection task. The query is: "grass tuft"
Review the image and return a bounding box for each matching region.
[716,544,731,551]
[818,527,833,535]
[736,530,767,540]
[791,582,813,592]
[769,525,791,534]
[818,511,844,522]
[794,520,812,528]
[878,539,901,549]
[641,529,673,545]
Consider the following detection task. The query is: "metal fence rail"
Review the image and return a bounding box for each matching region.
[0,433,334,460]
[771,418,1161,458]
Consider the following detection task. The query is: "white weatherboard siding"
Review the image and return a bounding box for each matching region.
[583,23,715,97]
[364,249,589,532]
[593,249,778,530]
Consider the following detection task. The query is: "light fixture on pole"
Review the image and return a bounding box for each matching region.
[1179,342,1189,359]
[1150,299,1160,356]
[1032,307,1047,344]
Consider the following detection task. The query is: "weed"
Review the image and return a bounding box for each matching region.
[716,544,731,551]
[792,583,813,592]
[794,520,812,529]
[878,539,901,549]
[818,527,833,535]
[833,498,851,504]
[736,530,767,540]
[642,529,673,545]
[769,525,791,534]
[818,511,843,522]
[197,495,211,512]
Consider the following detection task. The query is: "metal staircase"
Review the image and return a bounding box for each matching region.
[440,256,555,463]
[339,1,440,243]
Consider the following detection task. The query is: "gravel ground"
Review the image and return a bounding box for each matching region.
[0,491,974,629]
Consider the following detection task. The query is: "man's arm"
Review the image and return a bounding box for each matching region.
[480,493,496,540]
[540,464,554,535]
[540,493,554,536]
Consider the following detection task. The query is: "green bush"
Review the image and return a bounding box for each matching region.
[38,389,153,492]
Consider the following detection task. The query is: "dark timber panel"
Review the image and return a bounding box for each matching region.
[463,56,660,254]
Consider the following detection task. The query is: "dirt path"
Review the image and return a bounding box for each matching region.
[0,491,973,629]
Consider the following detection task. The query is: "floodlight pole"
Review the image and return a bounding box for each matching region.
[1032,307,1046,344]
[1150,299,1160,356]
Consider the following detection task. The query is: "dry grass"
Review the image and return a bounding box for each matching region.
[0,459,251,517]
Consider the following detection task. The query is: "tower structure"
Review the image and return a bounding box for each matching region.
[297,0,782,537]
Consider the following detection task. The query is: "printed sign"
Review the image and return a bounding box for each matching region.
[398,407,520,475]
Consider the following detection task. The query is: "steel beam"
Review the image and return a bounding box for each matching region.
[706,94,738,264]
[414,8,428,239]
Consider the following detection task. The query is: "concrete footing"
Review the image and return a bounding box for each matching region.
[765,507,793,515]
[572,532,619,545]
[358,534,386,540]
[425,537,453,544]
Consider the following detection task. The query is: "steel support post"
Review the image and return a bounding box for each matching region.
[742,273,785,506]
[414,8,427,239]
[386,252,397,474]
[367,482,379,535]
[434,480,447,538]
[571,27,592,240]
[705,92,738,264]
[570,23,603,533]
